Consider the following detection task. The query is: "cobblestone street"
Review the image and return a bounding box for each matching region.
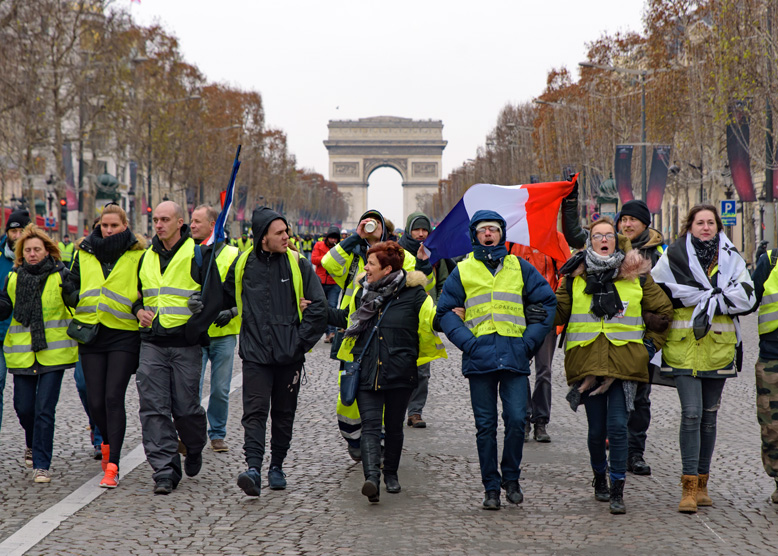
[1,315,777,555]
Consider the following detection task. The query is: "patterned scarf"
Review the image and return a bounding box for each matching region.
[14,255,58,352]
[583,245,626,319]
[344,270,404,339]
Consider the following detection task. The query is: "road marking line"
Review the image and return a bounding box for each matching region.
[0,371,243,556]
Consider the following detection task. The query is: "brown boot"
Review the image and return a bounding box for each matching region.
[697,473,712,506]
[678,475,698,513]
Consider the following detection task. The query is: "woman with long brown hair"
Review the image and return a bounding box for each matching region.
[0,225,77,483]
[64,204,146,488]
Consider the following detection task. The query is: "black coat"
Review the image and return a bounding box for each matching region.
[329,271,427,391]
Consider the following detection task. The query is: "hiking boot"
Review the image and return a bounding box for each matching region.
[697,473,712,506]
[210,439,229,453]
[361,478,380,503]
[407,414,426,428]
[609,479,626,514]
[502,479,523,504]
[100,463,119,488]
[533,423,551,443]
[524,421,531,442]
[267,465,287,490]
[237,468,262,497]
[154,478,173,495]
[592,471,609,501]
[384,474,401,493]
[482,490,501,510]
[678,475,698,513]
[33,468,51,483]
[627,454,651,476]
[184,451,202,478]
[347,444,362,462]
[24,447,33,468]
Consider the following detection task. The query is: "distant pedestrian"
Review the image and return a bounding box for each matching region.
[555,217,672,514]
[436,210,556,510]
[652,205,755,513]
[311,226,341,343]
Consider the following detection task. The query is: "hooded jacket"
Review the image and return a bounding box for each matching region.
[397,210,435,290]
[436,210,557,377]
[224,207,327,366]
[553,235,673,384]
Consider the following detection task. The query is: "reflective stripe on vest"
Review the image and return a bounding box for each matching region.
[3,271,78,367]
[458,254,526,338]
[138,238,200,329]
[759,251,778,334]
[565,275,645,350]
[59,242,75,264]
[74,250,142,330]
[208,244,241,337]
[235,249,303,322]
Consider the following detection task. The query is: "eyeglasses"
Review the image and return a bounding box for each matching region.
[476,226,500,234]
[592,233,616,241]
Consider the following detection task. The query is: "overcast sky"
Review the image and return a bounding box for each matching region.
[130,0,644,226]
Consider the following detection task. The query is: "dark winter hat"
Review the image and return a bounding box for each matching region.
[619,200,651,227]
[326,225,340,240]
[6,209,31,232]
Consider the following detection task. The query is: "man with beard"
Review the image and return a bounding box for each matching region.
[0,209,31,433]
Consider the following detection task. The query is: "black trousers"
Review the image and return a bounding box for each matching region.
[241,361,302,470]
[628,380,652,457]
[356,387,413,479]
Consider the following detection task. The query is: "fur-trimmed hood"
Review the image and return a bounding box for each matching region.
[568,235,652,281]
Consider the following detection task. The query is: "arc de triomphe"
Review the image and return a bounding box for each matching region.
[324,116,447,229]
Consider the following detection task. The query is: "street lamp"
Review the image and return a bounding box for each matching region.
[579,61,655,202]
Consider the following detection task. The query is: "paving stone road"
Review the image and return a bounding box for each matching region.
[0,314,777,555]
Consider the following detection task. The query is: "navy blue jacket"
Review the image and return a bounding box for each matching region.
[436,210,557,376]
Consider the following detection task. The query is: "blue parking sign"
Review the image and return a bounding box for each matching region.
[720,200,736,226]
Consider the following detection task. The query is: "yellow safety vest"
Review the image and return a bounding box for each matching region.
[566,275,644,350]
[139,238,201,329]
[759,251,778,335]
[236,238,252,252]
[75,250,143,331]
[59,242,75,265]
[208,244,241,337]
[235,248,303,322]
[4,271,78,368]
[402,251,435,295]
[459,254,526,338]
[663,264,737,375]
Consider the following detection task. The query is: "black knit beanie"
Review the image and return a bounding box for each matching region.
[619,200,651,227]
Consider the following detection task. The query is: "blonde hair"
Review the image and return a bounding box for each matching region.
[14,224,61,266]
[100,203,129,227]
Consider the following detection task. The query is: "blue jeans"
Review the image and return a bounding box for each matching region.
[468,371,528,492]
[582,380,629,481]
[322,283,341,335]
[200,335,237,440]
[675,375,726,475]
[13,371,65,469]
[73,359,102,447]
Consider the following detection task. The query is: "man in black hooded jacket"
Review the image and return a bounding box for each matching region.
[225,207,327,497]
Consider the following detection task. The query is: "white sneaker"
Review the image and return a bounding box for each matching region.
[33,468,51,483]
[24,448,33,468]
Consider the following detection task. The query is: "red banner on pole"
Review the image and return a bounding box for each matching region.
[646,145,672,213]
[727,99,757,202]
[614,145,635,204]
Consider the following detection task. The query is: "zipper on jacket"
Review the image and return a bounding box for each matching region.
[374,311,382,390]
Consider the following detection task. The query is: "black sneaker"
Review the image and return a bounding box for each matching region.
[267,465,287,490]
[237,468,262,497]
[533,423,551,443]
[154,478,173,495]
[184,451,202,477]
[502,480,524,504]
[627,454,651,476]
[483,490,501,510]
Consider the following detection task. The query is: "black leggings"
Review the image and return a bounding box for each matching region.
[81,351,138,465]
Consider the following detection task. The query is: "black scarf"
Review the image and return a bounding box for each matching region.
[398,233,421,256]
[629,228,651,250]
[583,248,625,319]
[691,235,719,273]
[88,226,136,264]
[344,270,404,339]
[14,255,58,352]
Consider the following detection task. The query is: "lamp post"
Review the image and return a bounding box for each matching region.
[579,62,656,202]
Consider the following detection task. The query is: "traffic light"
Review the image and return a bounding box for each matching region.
[146,206,152,214]
[59,198,67,228]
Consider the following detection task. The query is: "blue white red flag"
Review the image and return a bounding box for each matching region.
[203,145,241,246]
[424,174,577,265]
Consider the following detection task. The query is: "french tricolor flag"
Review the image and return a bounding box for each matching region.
[424,175,577,264]
[203,146,241,246]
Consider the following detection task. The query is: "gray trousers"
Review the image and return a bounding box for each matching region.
[528,330,556,425]
[407,363,431,417]
[136,341,207,485]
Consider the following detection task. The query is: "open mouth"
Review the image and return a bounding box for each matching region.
[599,244,610,253]
[483,240,494,246]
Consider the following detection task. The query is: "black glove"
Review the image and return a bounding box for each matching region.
[565,182,579,200]
[643,338,656,360]
[524,303,548,325]
[214,308,237,327]
[187,292,204,315]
